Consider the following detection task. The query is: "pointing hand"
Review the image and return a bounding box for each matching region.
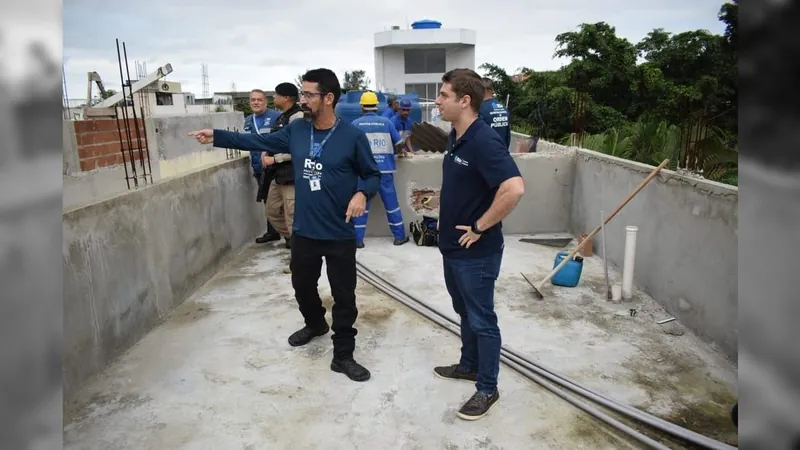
[188,129,213,145]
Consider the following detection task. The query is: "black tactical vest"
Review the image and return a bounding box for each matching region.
[270,104,303,185]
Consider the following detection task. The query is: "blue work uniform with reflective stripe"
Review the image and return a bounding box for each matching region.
[242,109,281,173]
[351,112,406,243]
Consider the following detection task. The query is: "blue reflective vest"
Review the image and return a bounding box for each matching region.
[242,109,281,173]
[351,112,403,173]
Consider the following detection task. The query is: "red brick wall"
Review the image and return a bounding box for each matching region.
[73,119,148,171]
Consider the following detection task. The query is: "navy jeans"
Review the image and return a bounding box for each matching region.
[442,251,503,395]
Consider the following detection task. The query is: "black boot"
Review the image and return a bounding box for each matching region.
[331,358,371,382]
[287,325,329,347]
[357,242,365,249]
[393,236,410,246]
[284,237,291,249]
[256,231,280,244]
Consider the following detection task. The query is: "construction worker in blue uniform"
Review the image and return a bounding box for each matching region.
[381,94,399,121]
[391,99,415,137]
[352,91,409,248]
[243,89,282,243]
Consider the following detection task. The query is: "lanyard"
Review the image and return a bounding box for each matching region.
[253,114,263,135]
[309,118,340,160]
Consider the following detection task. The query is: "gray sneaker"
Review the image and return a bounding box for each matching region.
[457,390,500,421]
[433,364,477,382]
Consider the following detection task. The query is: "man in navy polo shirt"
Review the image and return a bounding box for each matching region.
[432,68,525,421]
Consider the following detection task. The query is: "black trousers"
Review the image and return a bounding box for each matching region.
[290,234,358,359]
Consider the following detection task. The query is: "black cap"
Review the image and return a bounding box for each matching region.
[275,82,299,99]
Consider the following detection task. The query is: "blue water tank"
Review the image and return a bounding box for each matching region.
[335,91,388,124]
[550,251,584,288]
[411,19,442,29]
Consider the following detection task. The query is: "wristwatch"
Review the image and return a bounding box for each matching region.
[471,221,483,235]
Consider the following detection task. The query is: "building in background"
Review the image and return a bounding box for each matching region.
[373,19,476,100]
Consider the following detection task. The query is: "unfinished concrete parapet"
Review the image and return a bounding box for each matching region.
[63,158,265,401]
[363,150,576,238]
[570,149,738,359]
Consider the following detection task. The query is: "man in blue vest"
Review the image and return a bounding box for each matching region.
[243,89,282,243]
[478,78,511,150]
[391,99,415,137]
[352,91,409,248]
[381,94,399,120]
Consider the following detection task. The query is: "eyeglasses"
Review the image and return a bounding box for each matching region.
[300,91,327,99]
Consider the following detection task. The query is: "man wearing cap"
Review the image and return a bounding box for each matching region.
[391,99,415,138]
[381,95,399,120]
[352,91,410,248]
[479,78,511,150]
[261,82,306,260]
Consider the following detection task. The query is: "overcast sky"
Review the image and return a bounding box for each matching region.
[62,0,725,104]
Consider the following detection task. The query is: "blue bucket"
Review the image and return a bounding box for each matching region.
[551,251,583,287]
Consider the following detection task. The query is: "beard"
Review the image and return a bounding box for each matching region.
[301,104,314,118]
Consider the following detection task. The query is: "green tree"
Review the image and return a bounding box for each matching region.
[554,22,638,116]
[476,1,738,184]
[343,70,370,91]
[234,101,252,116]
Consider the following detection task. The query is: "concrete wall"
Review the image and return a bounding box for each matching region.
[569,150,738,359]
[63,111,245,210]
[363,150,576,238]
[63,157,265,401]
[147,111,244,178]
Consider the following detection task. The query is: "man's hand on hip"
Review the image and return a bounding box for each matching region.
[455,225,482,248]
[188,129,213,145]
[345,192,367,223]
[262,154,275,167]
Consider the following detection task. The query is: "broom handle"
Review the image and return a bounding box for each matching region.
[535,159,670,289]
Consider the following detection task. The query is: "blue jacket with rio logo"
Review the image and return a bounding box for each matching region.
[351,112,403,173]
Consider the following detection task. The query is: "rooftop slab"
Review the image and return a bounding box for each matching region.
[64,235,738,449]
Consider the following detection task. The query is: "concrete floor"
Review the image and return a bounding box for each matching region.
[64,235,738,450]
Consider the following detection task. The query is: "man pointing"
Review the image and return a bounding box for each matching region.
[189,68,381,382]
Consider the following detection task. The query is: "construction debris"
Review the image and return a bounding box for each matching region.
[409,122,448,153]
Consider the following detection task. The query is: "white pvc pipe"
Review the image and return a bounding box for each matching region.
[622,225,638,300]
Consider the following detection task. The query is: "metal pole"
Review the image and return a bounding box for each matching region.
[122,42,148,185]
[115,38,138,188]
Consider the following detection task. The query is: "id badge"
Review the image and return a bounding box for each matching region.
[309,179,321,191]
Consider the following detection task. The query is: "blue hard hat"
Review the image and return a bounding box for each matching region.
[399,99,412,110]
